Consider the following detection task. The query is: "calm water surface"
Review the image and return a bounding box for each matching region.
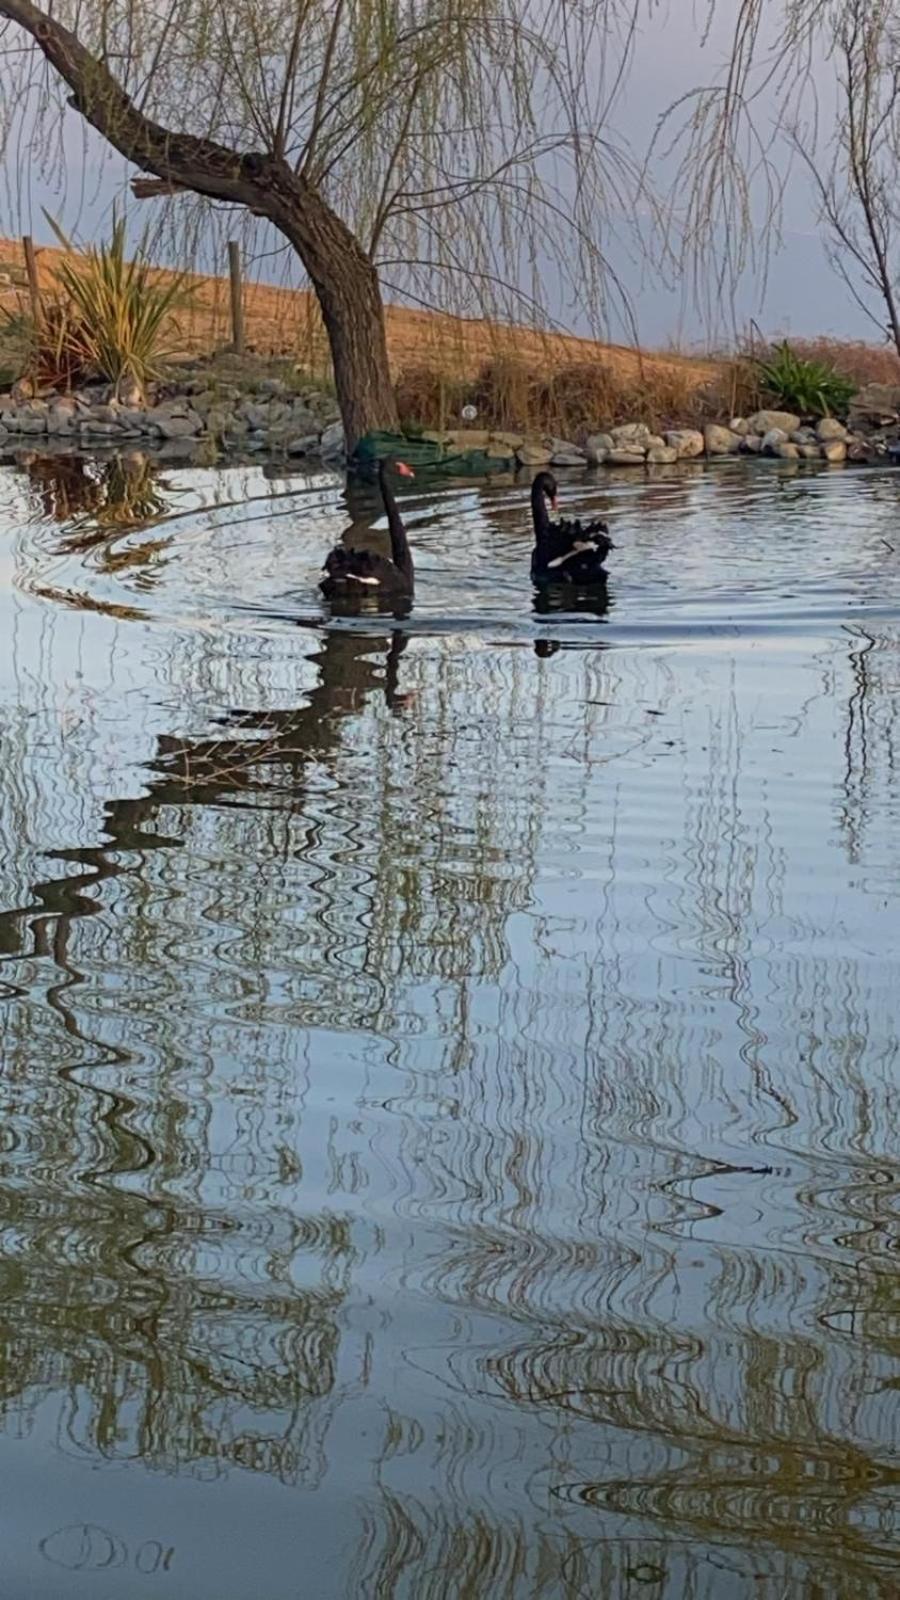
[0,449,898,1598]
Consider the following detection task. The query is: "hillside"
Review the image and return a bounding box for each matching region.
[0,236,718,392]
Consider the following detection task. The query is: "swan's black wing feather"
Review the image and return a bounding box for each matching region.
[532,513,613,583]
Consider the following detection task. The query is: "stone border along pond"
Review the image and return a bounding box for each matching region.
[2,373,899,470]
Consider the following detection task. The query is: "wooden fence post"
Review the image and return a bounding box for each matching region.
[22,235,41,324]
[228,240,244,354]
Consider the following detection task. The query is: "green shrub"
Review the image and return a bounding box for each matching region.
[756,341,857,418]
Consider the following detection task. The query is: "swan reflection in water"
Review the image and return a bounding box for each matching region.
[532,574,611,655]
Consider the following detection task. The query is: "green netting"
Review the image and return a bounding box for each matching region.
[351,430,515,478]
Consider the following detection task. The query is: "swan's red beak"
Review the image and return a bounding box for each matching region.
[550,494,558,511]
[396,461,416,478]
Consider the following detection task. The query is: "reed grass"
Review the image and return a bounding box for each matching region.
[30,217,194,395]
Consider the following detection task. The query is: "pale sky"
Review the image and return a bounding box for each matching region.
[3,1,881,352]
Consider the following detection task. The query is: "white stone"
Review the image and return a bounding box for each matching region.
[516,442,553,466]
[286,434,320,456]
[550,440,587,467]
[704,424,741,455]
[821,439,847,463]
[665,428,705,459]
[610,421,651,447]
[729,417,750,435]
[647,444,678,464]
[606,449,646,467]
[584,432,614,464]
[747,409,801,435]
[816,417,848,442]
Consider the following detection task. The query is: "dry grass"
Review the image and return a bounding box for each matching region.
[784,336,900,388]
[0,235,718,402]
[396,352,767,438]
[1,236,896,436]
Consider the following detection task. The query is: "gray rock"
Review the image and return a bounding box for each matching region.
[774,441,800,460]
[645,434,667,451]
[16,416,48,434]
[154,409,203,438]
[206,407,237,435]
[516,443,553,466]
[118,408,146,429]
[79,421,120,437]
[610,421,651,448]
[584,432,613,464]
[821,439,847,463]
[86,403,122,425]
[47,408,75,434]
[286,434,321,456]
[741,435,762,454]
[606,449,647,467]
[550,440,587,467]
[761,428,789,453]
[241,402,271,431]
[816,417,849,442]
[647,444,678,464]
[791,428,817,445]
[258,377,289,397]
[320,421,346,459]
[798,443,821,460]
[262,409,291,435]
[189,391,219,417]
[747,409,801,435]
[666,428,705,459]
[704,424,741,456]
[290,405,319,435]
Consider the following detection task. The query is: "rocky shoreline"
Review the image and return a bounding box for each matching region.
[2,366,899,471]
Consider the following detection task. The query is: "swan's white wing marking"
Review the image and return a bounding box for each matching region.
[347,573,381,585]
[546,541,598,569]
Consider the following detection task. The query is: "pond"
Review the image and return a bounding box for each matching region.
[0,447,898,1599]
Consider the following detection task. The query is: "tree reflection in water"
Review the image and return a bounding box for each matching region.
[0,452,898,1598]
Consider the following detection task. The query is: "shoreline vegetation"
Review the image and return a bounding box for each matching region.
[3,237,900,472]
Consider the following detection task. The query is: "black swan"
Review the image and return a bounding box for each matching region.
[530,470,612,586]
[321,458,416,600]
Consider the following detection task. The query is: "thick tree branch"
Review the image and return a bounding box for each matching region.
[0,0,251,204]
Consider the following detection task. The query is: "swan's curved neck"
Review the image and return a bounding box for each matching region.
[379,460,413,582]
[531,479,552,543]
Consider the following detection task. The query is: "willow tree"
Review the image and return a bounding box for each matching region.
[790,0,900,358]
[0,0,645,451]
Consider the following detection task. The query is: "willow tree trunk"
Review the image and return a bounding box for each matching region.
[276,189,399,453]
[0,0,401,456]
